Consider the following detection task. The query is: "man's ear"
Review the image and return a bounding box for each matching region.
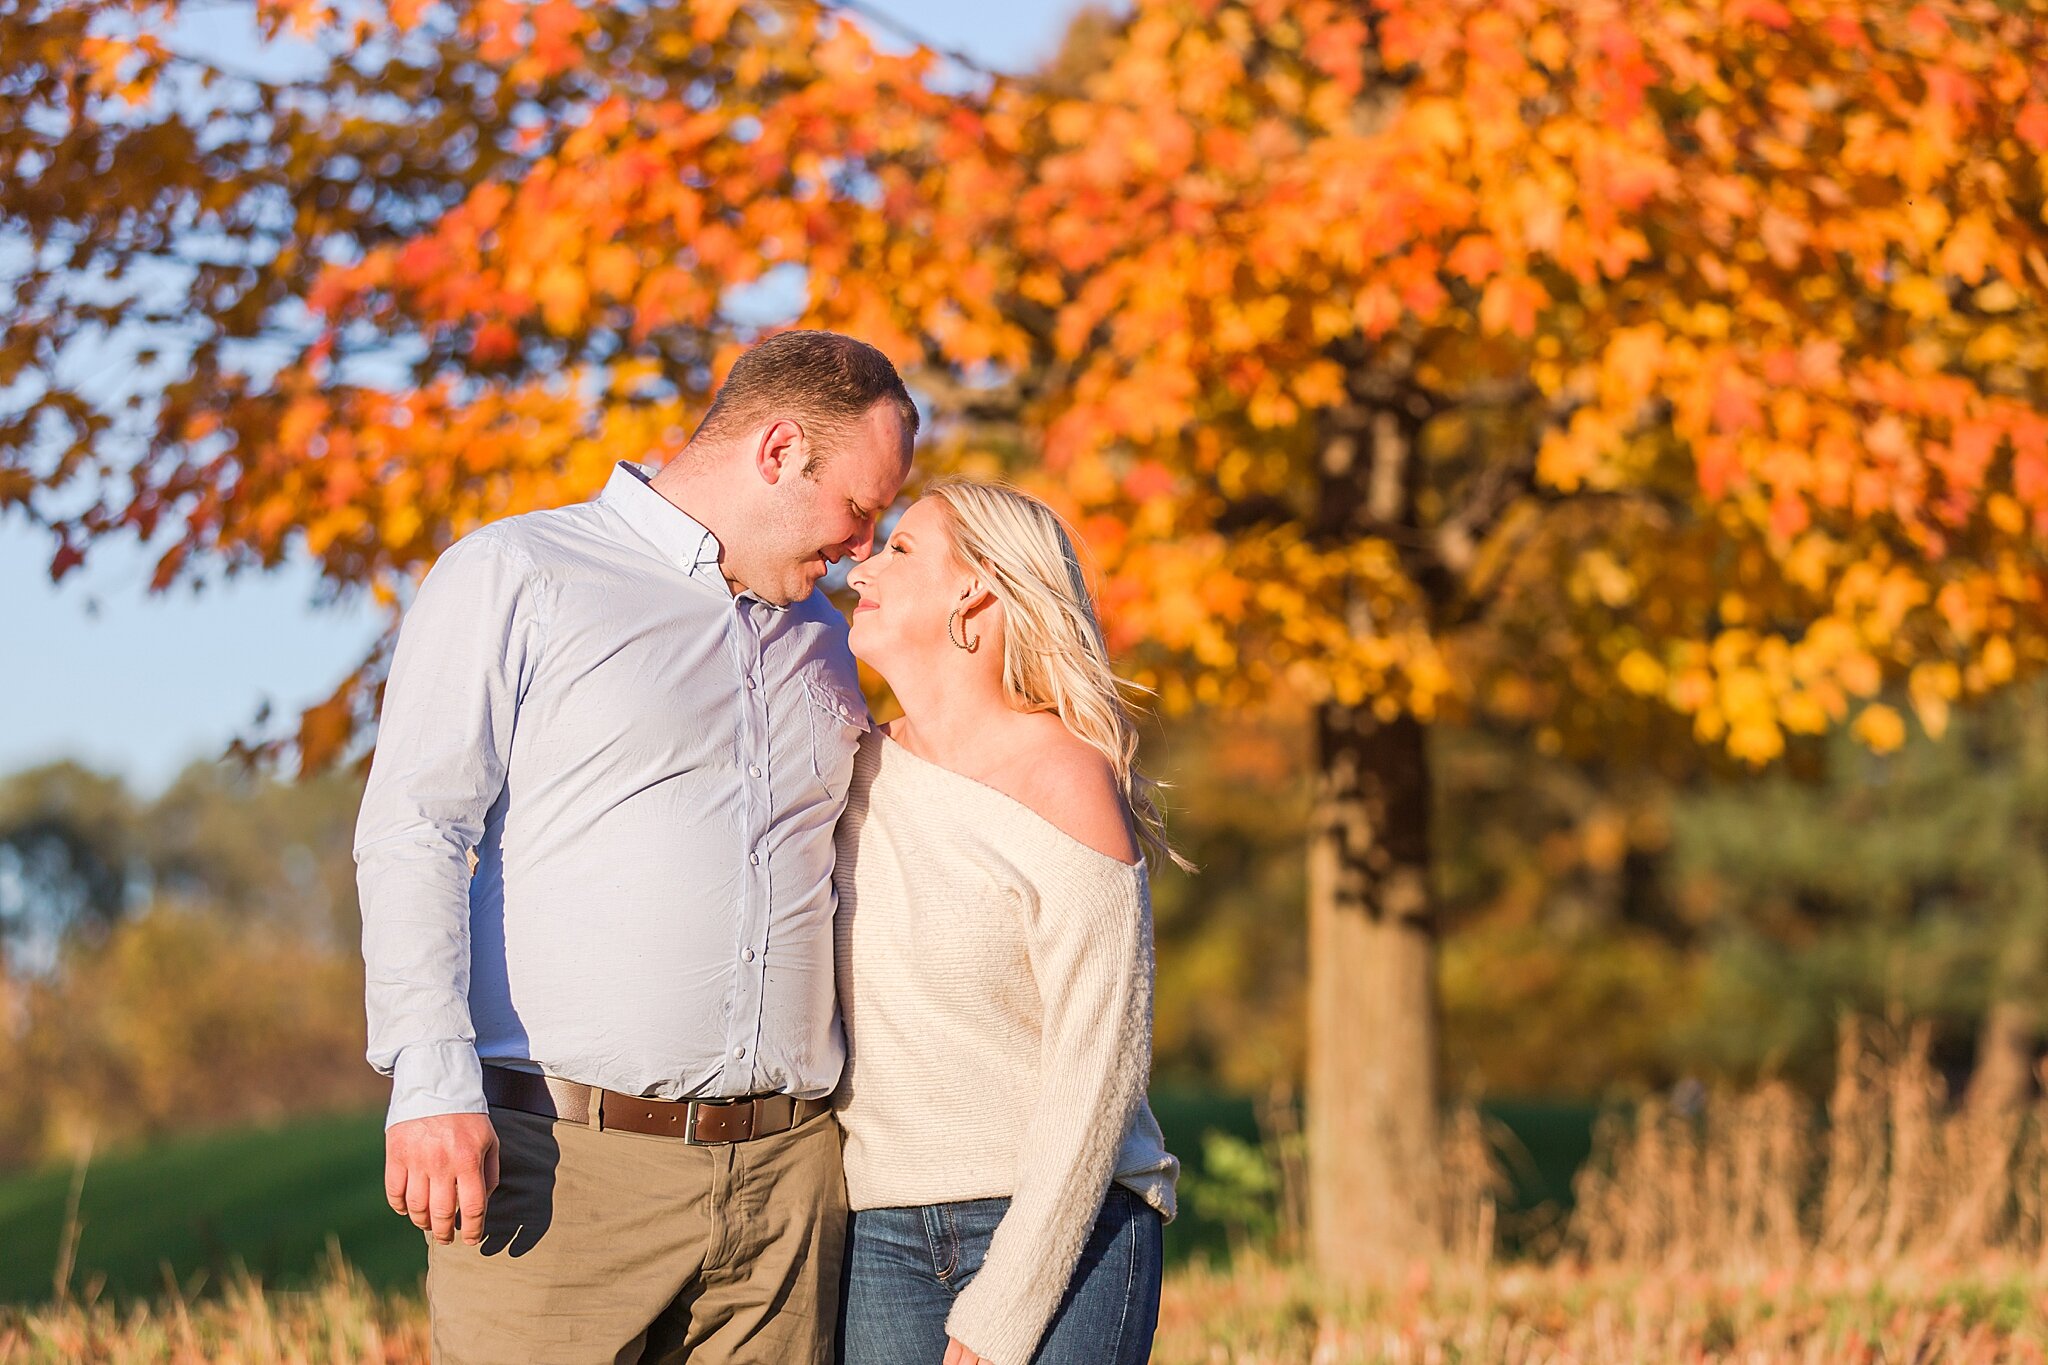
[754,418,807,485]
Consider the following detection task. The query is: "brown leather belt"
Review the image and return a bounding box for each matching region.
[482,1065,831,1145]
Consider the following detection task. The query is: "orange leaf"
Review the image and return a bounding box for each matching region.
[1477,275,1547,338]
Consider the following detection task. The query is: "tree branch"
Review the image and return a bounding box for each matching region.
[812,0,1006,80]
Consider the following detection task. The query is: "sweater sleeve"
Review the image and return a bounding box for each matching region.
[943,856,1154,1365]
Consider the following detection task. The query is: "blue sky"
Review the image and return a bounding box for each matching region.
[0,0,1101,793]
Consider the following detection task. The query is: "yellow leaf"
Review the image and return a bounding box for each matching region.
[381,503,422,550]
[1780,691,1831,734]
[1851,703,1907,753]
[609,357,662,396]
[1617,649,1665,696]
[535,264,588,334]
[1890,274,1950,319]
[1909,689,1950,741]
[1908,661,1960,740]
[1982,635,2016,685]
[1728,719,1785,765]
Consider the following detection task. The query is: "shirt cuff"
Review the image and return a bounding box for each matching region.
[384,1040,488,1127]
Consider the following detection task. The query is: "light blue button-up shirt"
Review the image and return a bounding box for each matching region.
[355,461,870,1127]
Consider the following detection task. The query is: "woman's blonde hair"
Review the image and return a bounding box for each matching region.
[923,477,1190,872]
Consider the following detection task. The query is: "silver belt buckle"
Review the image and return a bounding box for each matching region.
[683,1096,754,1146]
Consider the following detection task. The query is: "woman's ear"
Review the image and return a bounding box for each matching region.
[958,579,996,617]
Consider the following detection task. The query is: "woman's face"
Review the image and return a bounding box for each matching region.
[845,497,973,673]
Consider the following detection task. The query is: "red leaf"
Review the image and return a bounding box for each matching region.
[470,320,520,363]
[2017,102,2048,153]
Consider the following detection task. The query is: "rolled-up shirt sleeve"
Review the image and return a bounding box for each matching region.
[354,526,546,1127]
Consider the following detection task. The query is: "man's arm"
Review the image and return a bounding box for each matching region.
[354,526,545,1244]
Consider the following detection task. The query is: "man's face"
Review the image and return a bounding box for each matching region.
[748,401,911,605]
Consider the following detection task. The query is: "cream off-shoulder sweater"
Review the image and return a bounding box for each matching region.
[831,729,1179,1365]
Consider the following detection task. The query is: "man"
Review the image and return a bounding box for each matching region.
[355,329,916,1363]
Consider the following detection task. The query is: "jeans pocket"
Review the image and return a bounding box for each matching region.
[939,1197,1010,1289]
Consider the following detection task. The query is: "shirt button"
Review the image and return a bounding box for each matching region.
[749,851,761,866]
[742,948,756,962]
[732,1045,746,1060]
[748,764,762,778]
[746,677,758,690]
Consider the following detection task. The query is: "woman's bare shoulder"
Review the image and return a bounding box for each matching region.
[1003,728,1140,866]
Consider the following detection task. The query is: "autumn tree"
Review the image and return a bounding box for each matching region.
[0,0,986,765]
[821,0,2048,1278]
[12,0,2048,1286]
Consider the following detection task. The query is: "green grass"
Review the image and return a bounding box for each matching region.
[0,1110,423,1304]
[1150,1085,1261,1265]
[0,1095,1603,1305]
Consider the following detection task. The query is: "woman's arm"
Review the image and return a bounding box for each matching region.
[941,844,1155,1365]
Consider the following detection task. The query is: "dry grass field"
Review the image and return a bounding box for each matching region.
[12,1021,2048,1362]
[7,1257,2048,1364]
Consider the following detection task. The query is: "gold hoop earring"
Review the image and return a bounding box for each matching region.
[947,607,980,653]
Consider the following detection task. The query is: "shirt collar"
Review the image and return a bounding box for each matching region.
[599,461,786,610]
[601,461,726,581]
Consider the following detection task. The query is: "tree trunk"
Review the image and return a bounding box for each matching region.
[1970,696,2048,1116]
[1967,998,2037,1116]
[1305,369,1444,1283]
[1307,699,1441,1281]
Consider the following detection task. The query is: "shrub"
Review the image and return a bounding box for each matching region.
[0,908,380,1166]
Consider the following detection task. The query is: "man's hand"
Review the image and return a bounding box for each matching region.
[942,1338,993,1365]
[385,1112,500,1246]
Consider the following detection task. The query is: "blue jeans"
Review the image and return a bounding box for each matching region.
[839,1186,1162,1364]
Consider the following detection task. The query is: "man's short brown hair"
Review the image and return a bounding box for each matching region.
[690,330,918,471]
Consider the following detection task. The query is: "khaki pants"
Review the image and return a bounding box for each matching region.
[426,1103,847,1365]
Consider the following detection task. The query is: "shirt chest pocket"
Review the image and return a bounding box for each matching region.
[799,671,869,804]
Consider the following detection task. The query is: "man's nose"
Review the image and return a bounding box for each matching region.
[846,523,878,560]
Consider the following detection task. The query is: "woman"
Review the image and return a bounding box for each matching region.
[833,478,1186,1365]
